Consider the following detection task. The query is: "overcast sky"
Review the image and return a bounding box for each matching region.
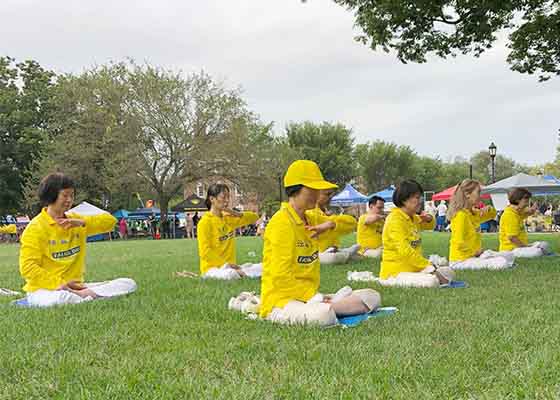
[2,0,558,165]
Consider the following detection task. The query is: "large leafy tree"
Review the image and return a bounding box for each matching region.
[355,140,418,192]
[285,121,356,187]
[331,0,560,81]
[0,57,58,214]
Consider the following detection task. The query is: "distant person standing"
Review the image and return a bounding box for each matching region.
[436,201,448,231]
[192,212,200,237]
[119,218,128,240]
[185,213,194,239]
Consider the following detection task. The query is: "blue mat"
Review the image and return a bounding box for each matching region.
[440,280,468,289]
[337,306,398,327]
[11,297,32,307]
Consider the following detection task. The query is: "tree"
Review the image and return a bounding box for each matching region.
[24,64,148,212]
[285,121,356,187]
[331,0,560,81]
[122,62,259,221]
[0,57,58,214]
[355,140,418,192]
[470,151,529,184]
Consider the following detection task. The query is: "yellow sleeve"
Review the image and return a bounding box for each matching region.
[451,213,472,254]
[390,217,431,270]
[332,214,357,235]
[415,215,436,231]
[479,207,497,224]
[0,224,17,234]
[80,213,117,236]
[227,212,259,229]
[19,224,58,288]
[197,218,213,267]
[264,219,301,300]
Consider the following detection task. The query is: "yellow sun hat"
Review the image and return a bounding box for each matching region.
[283,160,338,190]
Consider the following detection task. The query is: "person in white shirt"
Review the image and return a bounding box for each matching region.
[436,201,448,231]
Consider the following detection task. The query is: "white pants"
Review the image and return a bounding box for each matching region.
[376,266,455,289]
[267,288,381,327]
[319,244,361,265]
[362,247,383,259]
[512,241,550,258]
[202,263,262,280]
[26,278,137,308]
[451,250,515,271]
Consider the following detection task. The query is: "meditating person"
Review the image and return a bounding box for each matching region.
[448,179,514,270]
[19,173,137,307]
[499,188,550,257]
[380,180,454,288]
[260,160,381,326]
[197,183,261,279]
[306,188,359,265]
[357,195,386,258]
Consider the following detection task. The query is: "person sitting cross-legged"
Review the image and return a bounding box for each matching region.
[379,180,455,288]
[306,189,359,265]
[260,160,381,327]
[499,188,550,258]
[357,196,386,259]
[197,184,262,280]
[19,173,137,307]
[448,180,515,270]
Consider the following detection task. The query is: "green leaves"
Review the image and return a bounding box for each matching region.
[334,0,560,80]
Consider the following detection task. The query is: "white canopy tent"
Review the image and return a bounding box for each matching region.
[481,173,560,210]
[68,201,110,216]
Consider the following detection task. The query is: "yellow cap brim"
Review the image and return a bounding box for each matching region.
[301,180,338,190]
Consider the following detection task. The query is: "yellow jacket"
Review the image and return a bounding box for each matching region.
[357,214,384,253]
[260,203,321,318]
[380,208,435,279]
[19,208,116,292]
[0,224,17,234]
[305,207,357,252]
[197,211,259,274]
[449,207,497,262]
[499,206,528,251]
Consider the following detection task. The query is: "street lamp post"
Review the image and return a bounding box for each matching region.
[489,142,497,183]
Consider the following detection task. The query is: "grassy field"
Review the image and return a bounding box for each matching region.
[0,232,559,399]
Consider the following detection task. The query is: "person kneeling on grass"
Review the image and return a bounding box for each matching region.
[197,184,262,280]
[379,180,454,288]
[19,173,137,307]
[260,160,380,327]
[448,180,514,270]
[357,196,386,259]
[499,188,551,258]
[306,188,359,265]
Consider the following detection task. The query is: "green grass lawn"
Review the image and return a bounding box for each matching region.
[1,233,559,399]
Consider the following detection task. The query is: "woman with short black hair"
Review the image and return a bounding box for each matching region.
[196,183,261,279]
[499,188,550,257]
[19,172,137,307]
[379,180,454,288]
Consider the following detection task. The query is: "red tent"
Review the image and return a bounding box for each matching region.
[432,185,491,201]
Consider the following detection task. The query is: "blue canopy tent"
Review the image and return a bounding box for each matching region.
[113,209,129,219]
[330,184,369,206]
[370,186,395,203]
[127,207,162,221]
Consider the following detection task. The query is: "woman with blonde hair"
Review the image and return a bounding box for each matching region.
[448,179,514,270]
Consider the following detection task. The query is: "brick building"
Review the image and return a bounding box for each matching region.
[183,177,259,212]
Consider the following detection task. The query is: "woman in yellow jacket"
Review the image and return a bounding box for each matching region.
[306,189,359,265]
[260,160,381,326]
[357,196,386,258]
[380,180,454,288]
[448,179,514,270]
[499,188,550,257]
[197,183,261,279]
[19,173,137,307]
